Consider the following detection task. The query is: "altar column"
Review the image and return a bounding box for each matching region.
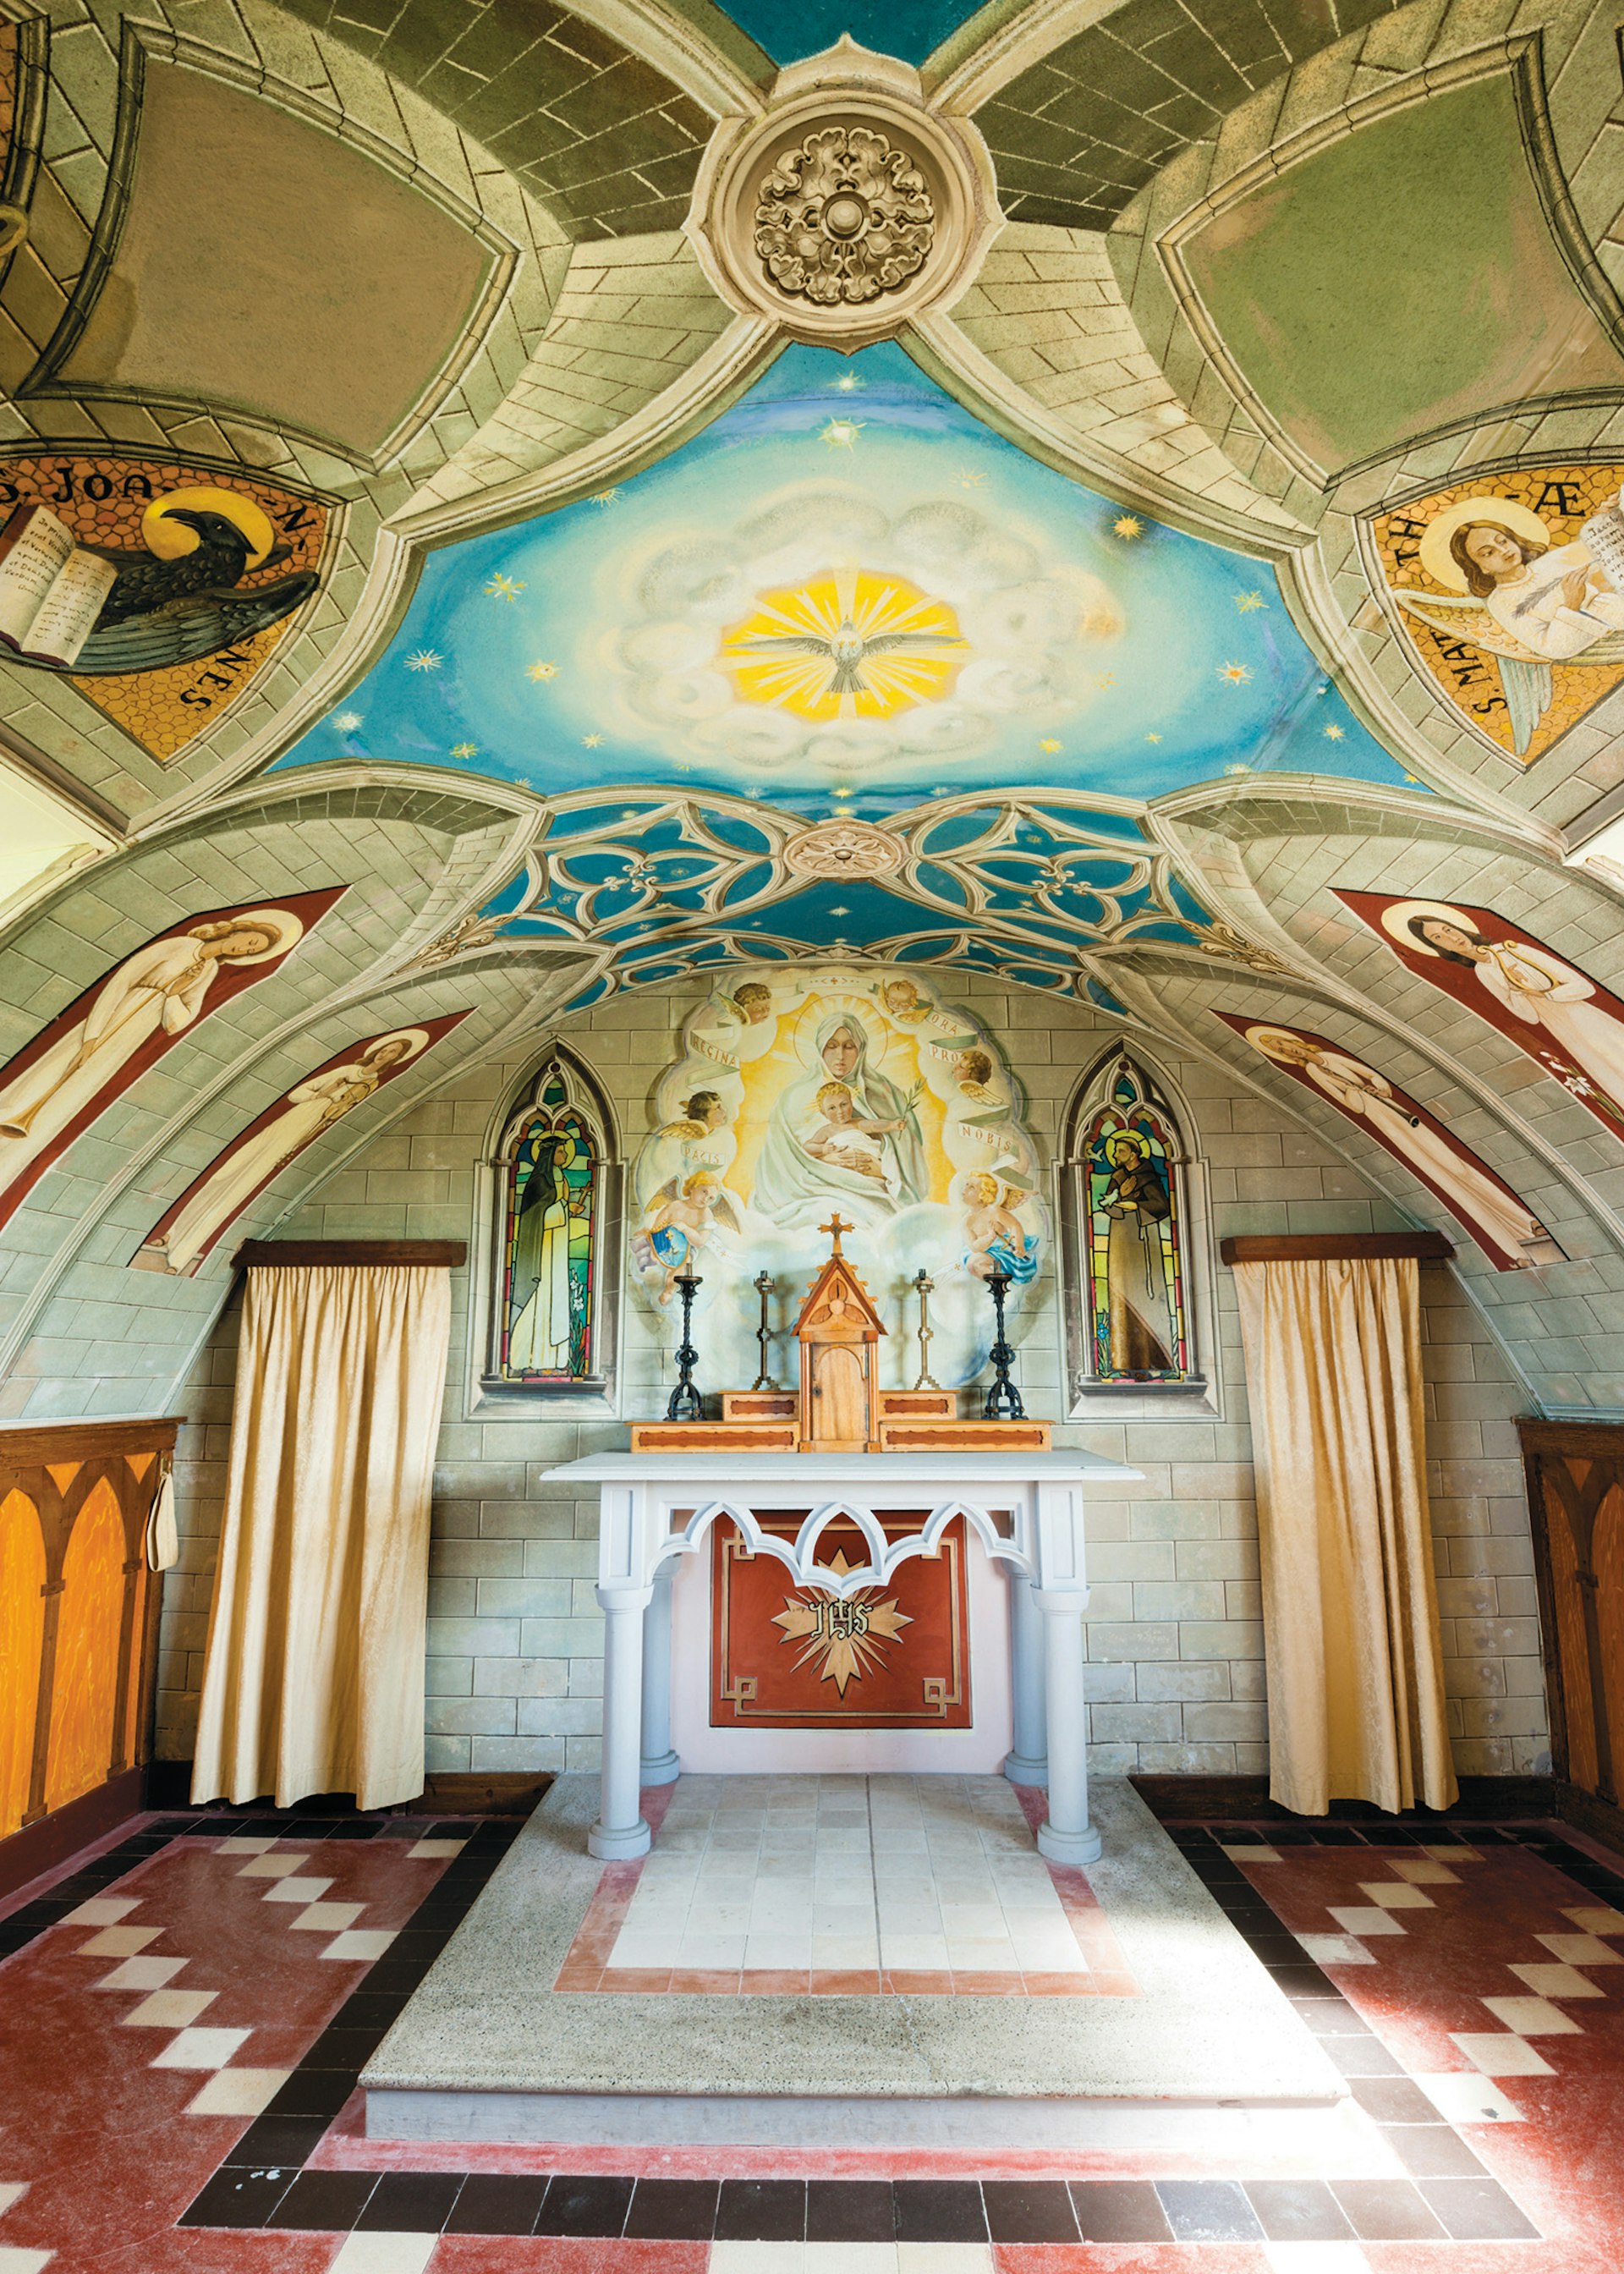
[1003,1569,1048,1788]
[639,1559,680,1787]
[590,1581,654,1859]
[1033,1587,1100,1864]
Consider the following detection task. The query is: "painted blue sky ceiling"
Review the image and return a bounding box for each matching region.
[283,346,1412,825]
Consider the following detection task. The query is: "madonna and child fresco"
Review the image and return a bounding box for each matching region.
[632,965,1046,1387]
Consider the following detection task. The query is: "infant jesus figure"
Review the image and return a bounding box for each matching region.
[804,1080,896,1189]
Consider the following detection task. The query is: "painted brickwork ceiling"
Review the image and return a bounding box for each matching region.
[7,0,1624,1420]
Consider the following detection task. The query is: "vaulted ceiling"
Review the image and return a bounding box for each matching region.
[6,0,1624,1415]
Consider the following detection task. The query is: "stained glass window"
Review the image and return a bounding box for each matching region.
[497,1069,598,1383]
[1082,1061,1191,1381]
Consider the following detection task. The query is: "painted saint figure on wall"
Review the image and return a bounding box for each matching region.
[1223,1014,1562,1272]
[135,1014,463,1276]
[754,1011,927,1228]
[0,889,343,1233]
[500,1095,600,1379]
[1338,892,1624,1140]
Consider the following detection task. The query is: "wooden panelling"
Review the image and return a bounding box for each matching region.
[1522,1419,1624,1809]
[235,1240,467,1267]
[1220,1233,1455,1263]
[0,1420,178,1859]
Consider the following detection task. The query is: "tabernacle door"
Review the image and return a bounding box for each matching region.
[812,1342,869,1449]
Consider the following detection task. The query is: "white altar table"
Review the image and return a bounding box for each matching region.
[544,1449,1143,1868]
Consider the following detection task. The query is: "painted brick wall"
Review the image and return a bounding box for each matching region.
[157,972,1548,1785]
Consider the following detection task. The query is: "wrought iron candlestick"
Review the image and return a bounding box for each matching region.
[751,1269,778,1391]
[911,1267,942,1391]
[666,1272,703,1421]
[981,1269,1025,1420]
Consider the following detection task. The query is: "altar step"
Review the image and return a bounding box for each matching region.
[360,1778,1348,2153]
[629,1389,1052,1453]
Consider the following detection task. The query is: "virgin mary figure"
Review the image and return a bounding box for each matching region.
[753,1009,928,1229]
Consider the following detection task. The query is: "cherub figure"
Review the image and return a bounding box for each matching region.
[639,1169,740,1302]
[952,1047,1001,1107]
[803,1080,892,1188]
[961,1172,1038,1283]
[881,978,930,1024]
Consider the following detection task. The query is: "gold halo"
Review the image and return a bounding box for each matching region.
[1378,898,1480,955]
[1103,1126,1149,1155]
[188,906,303,964]
[1417,495,1550,593]
[1245,1023,1315,1063]
[362,1027,431,1063]
[143,487,276,570]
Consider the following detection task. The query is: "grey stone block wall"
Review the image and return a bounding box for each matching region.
[157,972,1547,1785]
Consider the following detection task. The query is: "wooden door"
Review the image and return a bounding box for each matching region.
[812,1344,867,1446]
[0,1490,46,1838]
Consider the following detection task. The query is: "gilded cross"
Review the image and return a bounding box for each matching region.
[820,1212,853,1256]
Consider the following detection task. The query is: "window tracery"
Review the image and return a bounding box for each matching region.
[484,1052,621,1398]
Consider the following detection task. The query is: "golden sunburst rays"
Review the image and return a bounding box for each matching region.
[717,568,968,722]
[771,1548,912,1695]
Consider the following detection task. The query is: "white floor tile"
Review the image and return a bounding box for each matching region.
[1297,1935,1374,1966]
[1451,2032,1555,2076]
[1221,1843,1281,1863]
[895,2248,994,2272]
[215,1836,278,1854]
[237,1854,310,1878]
[1509,1961,1605,1998]
[1565,1905,1624,1935]
[121,1989,217,2028]
[1390,1859,1457,1885]
[321,1930,397,1961]
[1264,2247,1373,2273]
[60,1897,140,1926]
[1326,1907,1405,1936]
[91,1954,186,1991]
[325,2234,437,2274]
[1358,1883,1434,1910]
[0,2184,26,2216]
[804,2249,899,2270]
[708,2244,805,2272]
[185,2068,291,2117]
[151,2026,252,2070]
[290,1902,366,1932]
[75,1925,160,1957]
[0,2246,55,2271]
[1538,1931,1623,1964]
[407,1838,465,1858]
[91,1955,185,1991]
[1479,1995,1581,2035]
[262,1877,333,1904]
[1413,2070,1523,2123]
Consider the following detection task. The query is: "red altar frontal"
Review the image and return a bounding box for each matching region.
[710,1512,973,1730]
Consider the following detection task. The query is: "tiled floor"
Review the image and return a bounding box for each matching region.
[3,1794,1624,2267]
[555,1774,1133,1996]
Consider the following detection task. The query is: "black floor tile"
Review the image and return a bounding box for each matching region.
[1421,2175,1540,2240]
[355,2172,465,2232]
[266,2169,381,2231]
[1155,2180,1265,2242]
[1323,2034,1405,2077]
[535,2174,635,2237]
[982,2179,1079,2241]
[715,2179,806,2240]
[304,2025,384,2069]
[444,2174,549,2235]
[1244,2180,1357,2242]
[1331,2178,1449,2240]
[892,2180,988,2242]
[1271,1963,1339,1998]
[179,2167,296,2229]
[1387,2121,1490,2178]
[220,2115,331,2169]
[1070,2181,1173,2242]
[625,2179,721,2240]
[1350,2076,1444,2123]
[804,2180,894,2241]
[262,2068,356,2121]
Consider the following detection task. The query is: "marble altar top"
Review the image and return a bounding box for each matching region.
[547,1450,1144,1482]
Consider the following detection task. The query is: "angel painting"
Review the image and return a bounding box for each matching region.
[1386,490,1624,755]
[634,1169,742,1303]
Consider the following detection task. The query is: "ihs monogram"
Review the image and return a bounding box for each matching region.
[771,1549,911,1695]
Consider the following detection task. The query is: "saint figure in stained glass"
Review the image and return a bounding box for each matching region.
[500,1082,596,1381]
[1084,1068,1188,1380]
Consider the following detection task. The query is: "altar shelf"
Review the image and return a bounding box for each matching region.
[630,1216,1052,1453]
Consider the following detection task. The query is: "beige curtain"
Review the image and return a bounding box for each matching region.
[191,1262,451,1810]
[1233,1255,1457,1815]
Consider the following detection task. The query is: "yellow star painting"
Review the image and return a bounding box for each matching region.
[717,568,968,722]
[771,1551,912,1695]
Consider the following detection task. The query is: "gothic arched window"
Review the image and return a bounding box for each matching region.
[482,1052,621,1398]
[1059,1052,1211,1410]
